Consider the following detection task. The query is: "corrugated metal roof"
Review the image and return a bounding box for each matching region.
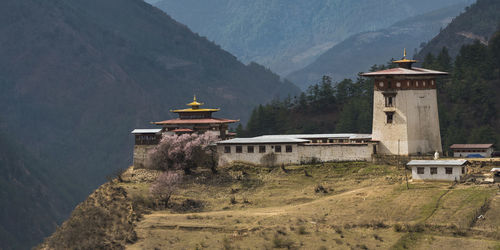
[361,67,448,76]
[449,144,494,149]
[131,129,162,134]
[217,133,372,144]
[258,134,372,140]
[407,160,468,166]
[218,137,309,144]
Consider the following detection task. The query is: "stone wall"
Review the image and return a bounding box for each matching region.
[133,145,156,168]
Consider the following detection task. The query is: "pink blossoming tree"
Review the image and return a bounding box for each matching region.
[149,171,181,207]
[146,132,219,174]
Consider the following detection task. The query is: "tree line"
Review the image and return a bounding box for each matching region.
[237,31,500,154]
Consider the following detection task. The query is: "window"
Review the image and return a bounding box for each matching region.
[224,146,231,153]
[259,146,266,153]
[247,146,254,153]
[236,146,242,153]
[388,81,392,88]
[275,145,282,153]
[417,167,424,174]
[386,112,394,124]
[430,167,437,175]
[445,167,452,174]
[385,96,394,107]
[322,139,327,143]
[461,167,465,174]
[286,145,293,153]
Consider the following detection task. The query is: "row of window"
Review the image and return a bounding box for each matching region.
[379,80,434,89]
[224,145,293,154]
[453,149,487,153]
[416,167,465,175]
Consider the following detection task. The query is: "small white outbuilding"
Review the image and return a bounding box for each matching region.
[408,160,468,182]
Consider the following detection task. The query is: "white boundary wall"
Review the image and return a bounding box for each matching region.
[217,143,375,166]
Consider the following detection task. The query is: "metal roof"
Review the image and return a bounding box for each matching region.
[491,168,500,172]
[407,160,468,166]
[218,137,309,144]
[131,129,162,134]
[450,144,494,149]
[258,134,372,140]
[361,67,448,76]
[217,133,372,144]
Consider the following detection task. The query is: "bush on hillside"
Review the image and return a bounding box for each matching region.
[150,171,182,208]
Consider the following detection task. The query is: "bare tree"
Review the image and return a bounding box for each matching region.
[149,171,181,208]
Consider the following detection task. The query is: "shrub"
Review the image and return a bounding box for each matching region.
[272,234,295,249]
[298,225,307,235]
[172,199,205,213]
[393,223,403,232]
[314,184,328,193]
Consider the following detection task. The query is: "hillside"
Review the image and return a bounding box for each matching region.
[416,0,500,59]
[0,0,298,248]
[153,0,471,76]
[287,3,470,89]
[41,163,500,249]
[0,130,81,249]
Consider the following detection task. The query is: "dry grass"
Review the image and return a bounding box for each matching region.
[120,163,499,249]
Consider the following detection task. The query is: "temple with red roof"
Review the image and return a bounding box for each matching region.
[152,96,238,139]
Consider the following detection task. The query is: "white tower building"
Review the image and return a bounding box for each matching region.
[361,51,448,156]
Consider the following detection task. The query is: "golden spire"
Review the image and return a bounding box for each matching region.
[403,48,407,58]
[393,48,417,68]
[193,95,197,102]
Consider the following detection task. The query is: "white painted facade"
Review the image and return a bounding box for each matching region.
[217,134,376,166]
[408,160,468,181]
[372,83,442,156]
[451,147,494,158]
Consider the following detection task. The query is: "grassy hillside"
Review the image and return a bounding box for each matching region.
[41,163,500,249]
[287,3,470,89]
[416,0,500,59]
[0,0,298,248]
[154,0,472,76]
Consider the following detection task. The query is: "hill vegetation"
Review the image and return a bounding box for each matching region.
[237,30,500,154]
[154,0,470,75]
[40,162,500,249]
[287,2,470,89]
[0,0,298,248]
[416,0,500,60]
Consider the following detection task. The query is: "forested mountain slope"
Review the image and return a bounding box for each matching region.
[239,31,500,154]
[416,0,500,59]
[287,3,469,89]
[154,0,471,76]
[0,0,297,248]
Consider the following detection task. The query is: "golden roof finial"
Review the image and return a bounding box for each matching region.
[403,48,407,59]
[193,94,197,102]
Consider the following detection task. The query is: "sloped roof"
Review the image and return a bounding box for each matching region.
[361,67,448,76]
[407,160,468,166]
[450,144,494,149]
[153,118,238,125]
[131,129,162,134]
[217,133,372,144]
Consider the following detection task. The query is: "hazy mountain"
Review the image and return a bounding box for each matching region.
[154,0,474,76]
[416,0,500,59]
[287,2,471,89]
[0,0,297,248]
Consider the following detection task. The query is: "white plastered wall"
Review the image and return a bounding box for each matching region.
[411,165,465,181]
[372,88,442,155]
